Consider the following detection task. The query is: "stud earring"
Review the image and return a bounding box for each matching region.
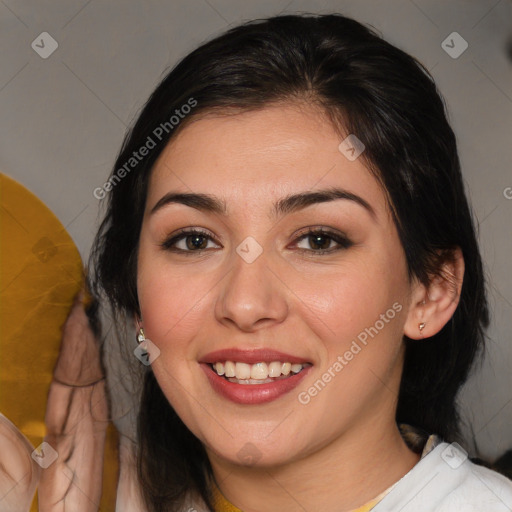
[137,327,146,344]
[418,322,426,332]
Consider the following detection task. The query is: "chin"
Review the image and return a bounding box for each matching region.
[200,423,309,470]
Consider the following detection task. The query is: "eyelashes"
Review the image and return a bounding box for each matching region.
[160,227,353,256]
[160,228,219,253]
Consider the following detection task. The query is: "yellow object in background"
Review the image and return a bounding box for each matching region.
[0,172,117,511]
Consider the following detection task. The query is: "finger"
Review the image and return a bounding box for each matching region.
[39,382,108,511]
[53,289,104,388]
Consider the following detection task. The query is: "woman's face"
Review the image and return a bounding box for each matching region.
[137,104,415,468]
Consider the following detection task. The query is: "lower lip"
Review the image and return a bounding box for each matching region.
[200,364,312,405]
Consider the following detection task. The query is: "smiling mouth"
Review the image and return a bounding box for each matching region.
[210,361,312,385]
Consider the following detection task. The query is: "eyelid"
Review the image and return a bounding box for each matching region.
[292,225,349,238]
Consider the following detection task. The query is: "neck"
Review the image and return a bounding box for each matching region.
[208,417,420,512]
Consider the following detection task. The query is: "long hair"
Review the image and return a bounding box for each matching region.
[88,13,489,511]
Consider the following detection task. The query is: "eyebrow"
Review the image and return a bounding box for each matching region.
[150,188,375,219]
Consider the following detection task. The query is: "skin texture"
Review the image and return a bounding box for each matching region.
[137,103,463,512]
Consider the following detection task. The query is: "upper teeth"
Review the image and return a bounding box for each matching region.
[213,361,306,380]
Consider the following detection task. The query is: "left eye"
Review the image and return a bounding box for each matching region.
[294,230,352,252]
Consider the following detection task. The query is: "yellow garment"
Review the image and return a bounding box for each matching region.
[211,484,383,512]
[0,173,117,511]
[212,486,241,512]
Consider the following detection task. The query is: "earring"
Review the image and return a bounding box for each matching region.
[418,322,426,332]
[137,327,146,344]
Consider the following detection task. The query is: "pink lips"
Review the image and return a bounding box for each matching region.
[199,348,312,405]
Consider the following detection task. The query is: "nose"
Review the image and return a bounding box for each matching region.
[215,247,289,332]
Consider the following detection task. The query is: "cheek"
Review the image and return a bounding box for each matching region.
[292,265,407,417]
[136,250,211,354]
[293,256,406,347]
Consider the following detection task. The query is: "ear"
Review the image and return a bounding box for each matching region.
[404,248,464,340]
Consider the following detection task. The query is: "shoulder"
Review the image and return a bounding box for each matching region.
[373,441,512,512]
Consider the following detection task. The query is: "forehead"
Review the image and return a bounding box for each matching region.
[147,104,387,216]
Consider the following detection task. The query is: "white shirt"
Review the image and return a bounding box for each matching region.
[373,440,512,511]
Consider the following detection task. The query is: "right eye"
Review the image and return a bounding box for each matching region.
[160,229,221,254]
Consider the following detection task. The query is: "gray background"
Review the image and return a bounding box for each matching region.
[1,0,511,459]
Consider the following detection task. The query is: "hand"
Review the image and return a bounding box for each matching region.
[38,290,108,512]
[0,413,40,512]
